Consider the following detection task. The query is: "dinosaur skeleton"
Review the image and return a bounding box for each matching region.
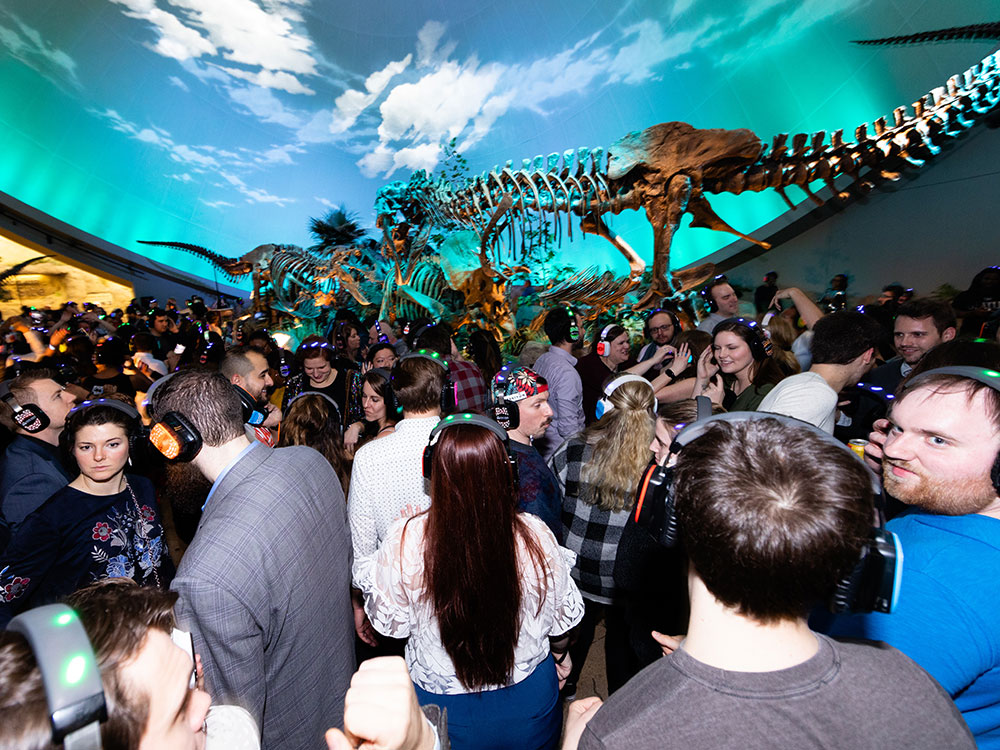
[135,240,375,319]
[379,38,999,307]
[140,26,999,326]
[0,256,52,286]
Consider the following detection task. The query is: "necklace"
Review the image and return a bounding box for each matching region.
[125,478,161,589]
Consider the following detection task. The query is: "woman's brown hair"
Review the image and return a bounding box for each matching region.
[278,393,349,493]
[417,424,547,690]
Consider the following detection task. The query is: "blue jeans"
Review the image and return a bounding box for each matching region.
[414,653,561,750]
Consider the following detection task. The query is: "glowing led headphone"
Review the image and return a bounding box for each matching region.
[9,604,108,749]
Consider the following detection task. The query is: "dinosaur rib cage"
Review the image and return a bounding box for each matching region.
[704,49,1000,205]
[269,248,338,318]
[404,148,625,263]
[393,262,447,321]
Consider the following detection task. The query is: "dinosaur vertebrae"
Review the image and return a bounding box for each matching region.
[386,146,623,260]
[708,49,1000,207]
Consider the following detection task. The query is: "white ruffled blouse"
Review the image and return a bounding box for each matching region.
[362,512,585,694]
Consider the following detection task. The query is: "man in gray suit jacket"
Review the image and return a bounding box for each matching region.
[150,369,355,750]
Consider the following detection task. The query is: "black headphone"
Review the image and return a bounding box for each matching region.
[64,398,144,460]
[0,379,51,433]
[633,408,901,615]
[366,367,398,417]
[486,364,529,431]
[643,308,681,341]
[564,306,581,344]
[422,413,519,485]
[232,385,267,426]
[398,349,455,414]
[145,373,204,462]
[283,390,343,433]
[714,317,773,361]
[9,604,108,749]
[333,321,356,353]
[699,274,729,313]
[906,366,1000,493]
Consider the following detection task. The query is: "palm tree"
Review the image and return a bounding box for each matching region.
[309,206,367,251]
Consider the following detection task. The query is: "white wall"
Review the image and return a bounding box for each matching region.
[705,124,999,304]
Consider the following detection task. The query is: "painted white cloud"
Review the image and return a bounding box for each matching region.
[111,0,319,94]
[607,18,717,85]
[228,84,304,128]
[377,60,504,144]
[92,107,295,207]
[219,66,315,95]
[168,75,190,92]
[110,0,216,61]
[329,54,412,134]
[350,14,771,178]
[253,144,305,165]
[220,171,296,206]
[201,198,235,208]
[415,20,454,69]
[0,13,79,88]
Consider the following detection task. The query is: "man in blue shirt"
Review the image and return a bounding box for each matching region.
[488,365,563,541]
[831,367,1000,747]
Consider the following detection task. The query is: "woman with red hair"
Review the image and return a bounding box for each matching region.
[363,416,583,750]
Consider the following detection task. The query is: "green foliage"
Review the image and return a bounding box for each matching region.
[308,205,367,250]
[436,137,470,185]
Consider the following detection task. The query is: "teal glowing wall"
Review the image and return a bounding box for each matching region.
[0,0,995,289]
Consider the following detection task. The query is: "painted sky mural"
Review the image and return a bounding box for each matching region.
[0,0,995,289]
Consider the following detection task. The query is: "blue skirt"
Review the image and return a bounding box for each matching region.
[414,653,561,750]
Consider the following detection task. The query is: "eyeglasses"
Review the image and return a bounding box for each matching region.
[649,324,673,335]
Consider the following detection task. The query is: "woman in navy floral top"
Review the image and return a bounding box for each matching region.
[0,399,173,626]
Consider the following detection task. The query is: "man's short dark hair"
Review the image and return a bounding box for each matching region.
[148,308,169,322]
[543,307,575,345]
[0,580,178,750]
[895,298,958,335]
[148,367,243,446]
[414,323,453,358]
[0,368,59,432]
[131,332,155,353]
[392,356,446,413]
[673,418,872,622]
[811,311,884,365]
[220,345,260,381]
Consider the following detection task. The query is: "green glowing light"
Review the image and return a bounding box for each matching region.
[54,612,74,626]
[985,370,1000,378]
[64,655,87,686]
[463,414,472,419]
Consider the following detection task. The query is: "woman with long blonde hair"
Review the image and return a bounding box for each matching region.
[549,375,655,697]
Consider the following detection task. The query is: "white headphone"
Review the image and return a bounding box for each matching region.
[595,374,656,420]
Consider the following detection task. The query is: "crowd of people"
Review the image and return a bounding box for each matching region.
[0,264,998,750]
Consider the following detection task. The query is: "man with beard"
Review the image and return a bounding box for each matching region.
[534,307,586,460]
[488,365,563,541]
[831,366,1000,747]
[221,346,281,445]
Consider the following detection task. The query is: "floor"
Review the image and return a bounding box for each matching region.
[573,620,608,700]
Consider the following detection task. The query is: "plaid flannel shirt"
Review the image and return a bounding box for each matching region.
[550,436,631,604]
[450,359,487,414]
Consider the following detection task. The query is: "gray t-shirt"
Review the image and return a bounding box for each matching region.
[579,634,974,749]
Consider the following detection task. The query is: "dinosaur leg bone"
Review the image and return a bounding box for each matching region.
[638,173,693,306]
[579,213,646,282]
[685,189,772,251]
